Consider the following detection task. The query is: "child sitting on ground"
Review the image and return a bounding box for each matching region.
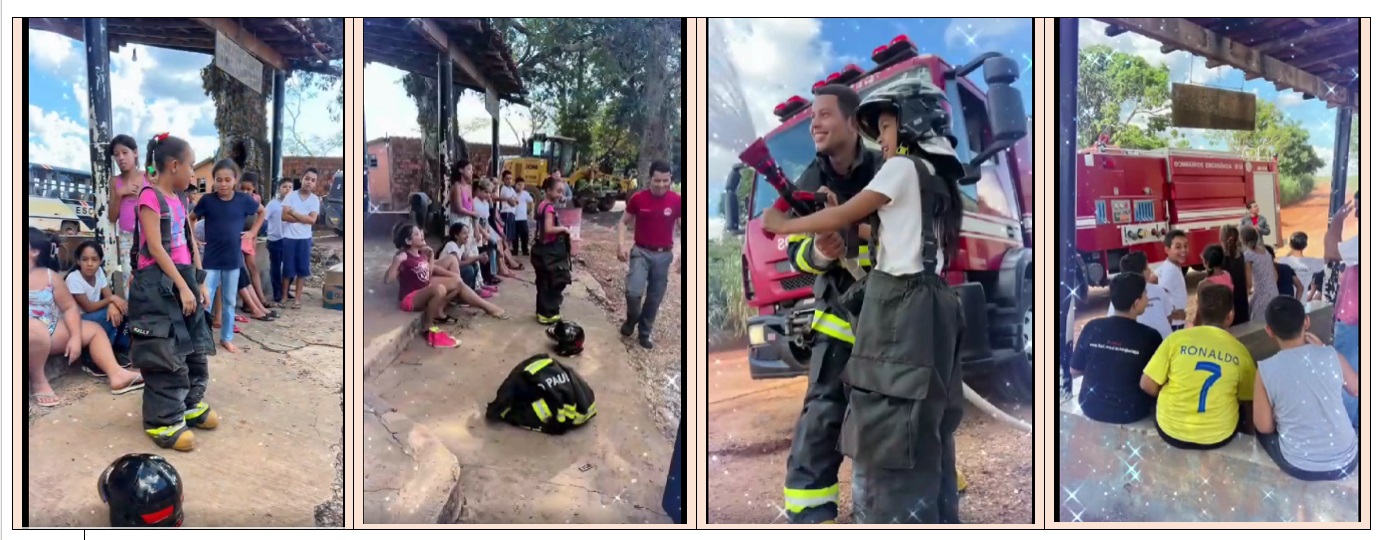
[385,224,508,349]
[439,222,494,298]
[1142,284,1256,450]
[1253,295,1358,480]
[65,240,132,363]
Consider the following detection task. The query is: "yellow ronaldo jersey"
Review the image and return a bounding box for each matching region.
[1143,325,1256,445]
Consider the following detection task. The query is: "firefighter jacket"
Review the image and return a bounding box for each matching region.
[782,138,884,345]
[485,354,597,435]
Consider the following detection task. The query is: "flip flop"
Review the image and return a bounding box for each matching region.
[289,302,302,310]
[234,315,250,323]
[435,315,459,325]
[112,375,145,395]
[32,392,60,408]
[253,313,278,322]
[489,311,511,320]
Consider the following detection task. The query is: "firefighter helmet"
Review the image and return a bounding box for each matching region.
[546,320,585,356]
[855,78,960,164]
[98,453,184,527]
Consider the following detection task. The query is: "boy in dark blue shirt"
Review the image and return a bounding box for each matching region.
[1070,273,1163,424]
[193,160,264,353]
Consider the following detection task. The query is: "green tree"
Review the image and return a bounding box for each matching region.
[1076,46,1175,149]
[1208,101,1323,180]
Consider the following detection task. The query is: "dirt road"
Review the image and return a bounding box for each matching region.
[706,348,1034,524]
[26,289,344,527]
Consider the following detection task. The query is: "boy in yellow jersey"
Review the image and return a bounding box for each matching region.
[1140,283,1256,449]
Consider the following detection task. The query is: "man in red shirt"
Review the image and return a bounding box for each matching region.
[618,159,683,349]
[1240,200,1272,237]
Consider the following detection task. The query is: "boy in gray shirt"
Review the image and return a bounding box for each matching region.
[1253,296,1359,480]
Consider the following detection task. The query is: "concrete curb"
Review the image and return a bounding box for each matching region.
[365,395,464,524]
[362,313,426,383]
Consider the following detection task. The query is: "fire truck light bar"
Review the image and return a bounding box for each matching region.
[773,96,810,120]
[871,35,919,66]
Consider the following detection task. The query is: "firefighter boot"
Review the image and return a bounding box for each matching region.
[621,296,642,337]
[146,422,196,452]
[184,402,220,430]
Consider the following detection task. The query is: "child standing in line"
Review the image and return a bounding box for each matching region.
[265,179,293,307]
[107,134,149,289]
[193,160,265,353]
[126,133,218,451]
[531,177,574,325]
[513,178,534,256]
[281,169,322,308]
[238,172,268,306]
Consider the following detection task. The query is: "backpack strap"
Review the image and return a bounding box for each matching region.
[130,187,174,270]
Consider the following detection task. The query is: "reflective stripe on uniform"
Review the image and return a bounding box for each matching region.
[532,399,553,423]
[525,357,554,375]
[789,235,826,275]
[810,310,855,344]
[783,484,840,513]
[557,402,598,425]
[857,244,872,267]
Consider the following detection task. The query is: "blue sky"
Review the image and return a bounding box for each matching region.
[1078,19,1356,173]
[708,18,1034,217]
[27,29,339,172]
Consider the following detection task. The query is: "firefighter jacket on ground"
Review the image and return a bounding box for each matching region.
[783,138,885,344]
[485,354,597,435]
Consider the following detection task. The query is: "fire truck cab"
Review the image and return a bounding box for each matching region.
[1073,147,1281,296]
[721,36,1036,401]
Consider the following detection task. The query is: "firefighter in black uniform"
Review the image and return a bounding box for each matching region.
[764,79,968,524]
[761,84,882,524]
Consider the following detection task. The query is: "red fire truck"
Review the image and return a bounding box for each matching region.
[721,35,1036,401]
[1073,146,1280,296]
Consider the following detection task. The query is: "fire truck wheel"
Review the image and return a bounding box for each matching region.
[996,277,1035,404]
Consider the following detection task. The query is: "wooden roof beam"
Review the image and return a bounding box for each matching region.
[193,18,288,71]
[1251,18,1355,55]
[1093,17,1357,108]
[407,18,493,93]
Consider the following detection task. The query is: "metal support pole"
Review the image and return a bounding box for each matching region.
[492,116,500,178]
[1057,18,1079,393]
[84,18,119,279]
[437,54,447,185]
[1329,107,1353,216]
[363,109,370,217]
[271,69,286,192]
[445,62,458,166]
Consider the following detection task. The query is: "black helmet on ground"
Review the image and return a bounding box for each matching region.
[98,453,184,527]
[546,320,585,357]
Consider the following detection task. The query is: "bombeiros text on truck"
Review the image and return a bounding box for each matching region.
[720,35,1037,402]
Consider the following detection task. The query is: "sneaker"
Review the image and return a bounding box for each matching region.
[620,320,636,338]
[638,336,654,350]
[427,328,461,348]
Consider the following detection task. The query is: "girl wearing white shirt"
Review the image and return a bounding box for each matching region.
[65,241,132,360]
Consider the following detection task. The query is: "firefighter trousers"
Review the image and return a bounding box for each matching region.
[132,338,210,430]
[843,271,964,524]
[783,335,851,524]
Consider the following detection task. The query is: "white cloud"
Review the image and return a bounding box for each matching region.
[28,33,342,174]
[30,30,75,71]
[708,18,834,194]
[28,105,91,170]
[363,63,529,146]
[944,18,1027,51]
[1277,92,1305,107]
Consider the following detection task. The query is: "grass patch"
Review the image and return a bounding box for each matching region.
[708,237,752,343]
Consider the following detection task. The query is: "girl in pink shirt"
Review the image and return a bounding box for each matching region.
[108,135,149,280]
